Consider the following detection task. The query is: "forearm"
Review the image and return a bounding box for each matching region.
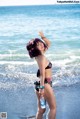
[39,31,51,47]
[40,75,45,86]
[41,36,51,47]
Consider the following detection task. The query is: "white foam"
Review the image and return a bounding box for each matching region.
[52,79,80,87]
[0,67,79,89]
[0,55,79,66]
[70,55,80,60]
[0,59,70,66]
[0,54,29,58]
[0,72,37,89]
[0,61,36,65]
[51,58,75,67]
[0,82,18,89]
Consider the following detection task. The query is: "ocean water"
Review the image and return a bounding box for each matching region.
[0,4,80,119]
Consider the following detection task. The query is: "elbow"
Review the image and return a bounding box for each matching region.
[48,41,51,47]
[47,40,51,48]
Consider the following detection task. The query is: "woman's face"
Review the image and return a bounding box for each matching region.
[36,41,45,52]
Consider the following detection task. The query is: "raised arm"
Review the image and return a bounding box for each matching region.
[39,31,51,48]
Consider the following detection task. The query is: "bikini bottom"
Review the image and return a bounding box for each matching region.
[34,78,52,92]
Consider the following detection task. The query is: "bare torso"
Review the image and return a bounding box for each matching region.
[35,55,52,79]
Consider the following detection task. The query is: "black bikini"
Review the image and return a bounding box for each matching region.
[34,62,52,91]
[37,62,52,77]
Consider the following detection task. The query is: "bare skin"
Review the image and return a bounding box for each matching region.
[29,32,56,119]
[35,31,56,119]
[36,55,56,119]
[36,84,56,119]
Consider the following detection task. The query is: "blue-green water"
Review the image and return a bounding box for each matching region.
[0,4,80,119]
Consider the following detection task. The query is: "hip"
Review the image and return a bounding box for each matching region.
[34,78,52,92]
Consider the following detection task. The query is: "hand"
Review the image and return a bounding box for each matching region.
[39,31,45,38]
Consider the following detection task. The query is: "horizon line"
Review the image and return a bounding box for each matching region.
[0,3,79,7]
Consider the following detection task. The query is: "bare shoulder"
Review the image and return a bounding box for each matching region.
[39,55,45,61]
[36,55,46,65]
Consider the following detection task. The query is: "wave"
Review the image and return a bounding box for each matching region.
[0,61,36,65]
[0,53,79,90]
[0,71,79,90]
[0,62,79,90]
[0,50,80,64]
[0,54,29,59]
[0,72,37,90]
[0,58,79,66]
[52,67,80,87]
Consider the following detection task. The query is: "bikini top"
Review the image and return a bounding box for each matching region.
[37,62,52,77]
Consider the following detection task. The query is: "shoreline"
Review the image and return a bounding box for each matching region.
[0,83,80,119]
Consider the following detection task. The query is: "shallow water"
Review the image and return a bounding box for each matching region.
[0,83,80,119]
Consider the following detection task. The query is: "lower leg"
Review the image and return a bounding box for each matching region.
[36,109,45,119]
[48,108,56,119]
[36,111,43,119]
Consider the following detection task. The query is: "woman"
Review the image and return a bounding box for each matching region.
[26,32,56,119]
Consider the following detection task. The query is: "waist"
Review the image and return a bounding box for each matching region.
[45,78,52,83]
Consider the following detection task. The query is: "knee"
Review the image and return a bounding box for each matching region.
[50,105,56,113]
[50,107,56,115]
[38,108,46,115]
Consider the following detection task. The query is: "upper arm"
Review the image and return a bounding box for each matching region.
[42,38,51,52]
[43,37,51,49]
[46,39,51,48]
[37,56,46,77]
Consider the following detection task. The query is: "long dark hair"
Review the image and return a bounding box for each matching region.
[26,38,45,58]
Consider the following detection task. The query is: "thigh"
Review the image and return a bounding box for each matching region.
[36,90,46,112]
[44,84,56,109]
[36,90,40,108]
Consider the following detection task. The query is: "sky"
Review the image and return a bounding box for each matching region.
[0,0,57,6]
